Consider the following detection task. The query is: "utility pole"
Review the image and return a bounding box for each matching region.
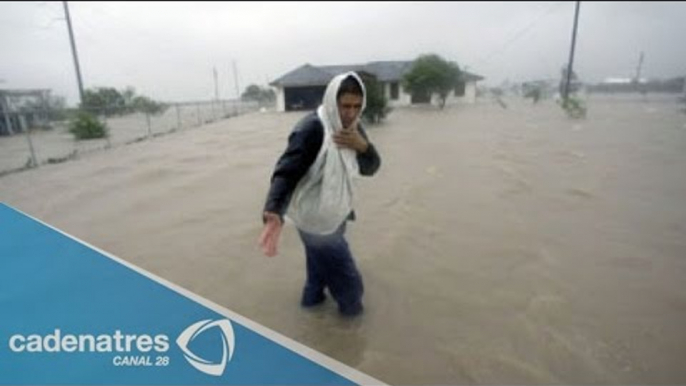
[213,66,219,101]
[634,51,644,82]
[63,1,85,105]
[232,61,240,99]
[563,1,581,102]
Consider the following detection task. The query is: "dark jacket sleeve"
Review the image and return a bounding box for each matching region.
[263,113,323,221]
[357,125,381,176]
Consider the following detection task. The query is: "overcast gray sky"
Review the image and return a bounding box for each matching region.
[1,1,685,105]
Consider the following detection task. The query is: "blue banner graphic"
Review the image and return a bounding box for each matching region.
[0,203,381,385]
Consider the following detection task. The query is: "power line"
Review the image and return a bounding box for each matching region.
[38,17,65,31]
[84,3,178,55]
[0,2,64,31]
[476,2,565,67]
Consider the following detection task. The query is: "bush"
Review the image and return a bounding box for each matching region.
[69,112,108,140]
[524,87,542,104]
[561,96,587,119]
[360,75,391,124]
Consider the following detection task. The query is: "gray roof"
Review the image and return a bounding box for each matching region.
[461,71,485,82]
[363,61,415,82]
[319,64,366,75]
[269,64,336,87]
[271,61,484,87]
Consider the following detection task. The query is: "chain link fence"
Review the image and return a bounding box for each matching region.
[0,99,260,176]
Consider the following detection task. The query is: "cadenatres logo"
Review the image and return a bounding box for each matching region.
[176,319,235,376]
[6,318,235,377]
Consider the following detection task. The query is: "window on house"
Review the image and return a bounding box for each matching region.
[390,82,399,100]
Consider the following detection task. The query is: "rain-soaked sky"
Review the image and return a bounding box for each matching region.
[1,1,685,105]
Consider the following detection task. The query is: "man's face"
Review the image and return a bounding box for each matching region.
[338,93,363,129]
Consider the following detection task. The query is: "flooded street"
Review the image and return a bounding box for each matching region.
[1,95,685,384]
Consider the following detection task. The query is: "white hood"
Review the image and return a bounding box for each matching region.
[286,72,366,235]
[319,71,367,133]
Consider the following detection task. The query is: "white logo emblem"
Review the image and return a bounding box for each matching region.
[176,319,235,376]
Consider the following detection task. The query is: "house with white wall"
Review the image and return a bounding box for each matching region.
[270,61,483,112]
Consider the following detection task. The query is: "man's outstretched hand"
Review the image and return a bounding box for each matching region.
[259,212,283,257]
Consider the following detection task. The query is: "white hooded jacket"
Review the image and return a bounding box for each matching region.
[286,72,367,235]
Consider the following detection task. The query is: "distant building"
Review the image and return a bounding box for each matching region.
[270,61,484,112]
[601,77,646,85]
[521,79,558,99]
[0,89,51,136]
[588,77,684,94]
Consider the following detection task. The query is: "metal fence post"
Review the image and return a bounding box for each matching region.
[1,96,13,135]
[146,112,152,138]
[176,103,182,130]
[102,109,111,148]
[196,103,201,126]
[22,116,38,167]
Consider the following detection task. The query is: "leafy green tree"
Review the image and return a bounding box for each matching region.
[81,87,125,115]
[241,84,276,106]
[132,96,168,115]
[359,74,391,124]
[241,85,262,101]
[403,54,462,109]
[81,87,167,116]
[121,86,137,112]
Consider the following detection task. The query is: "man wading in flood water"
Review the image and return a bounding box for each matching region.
[259,72,381,317]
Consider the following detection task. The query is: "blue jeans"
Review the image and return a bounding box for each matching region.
[297,222,364,316]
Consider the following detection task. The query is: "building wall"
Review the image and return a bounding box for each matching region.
[275,87,286,112]
[399,85,412,106]
[384,80,479,107]
[432,81,478,106]
[383,82,411,107]
[465,82,477,103]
